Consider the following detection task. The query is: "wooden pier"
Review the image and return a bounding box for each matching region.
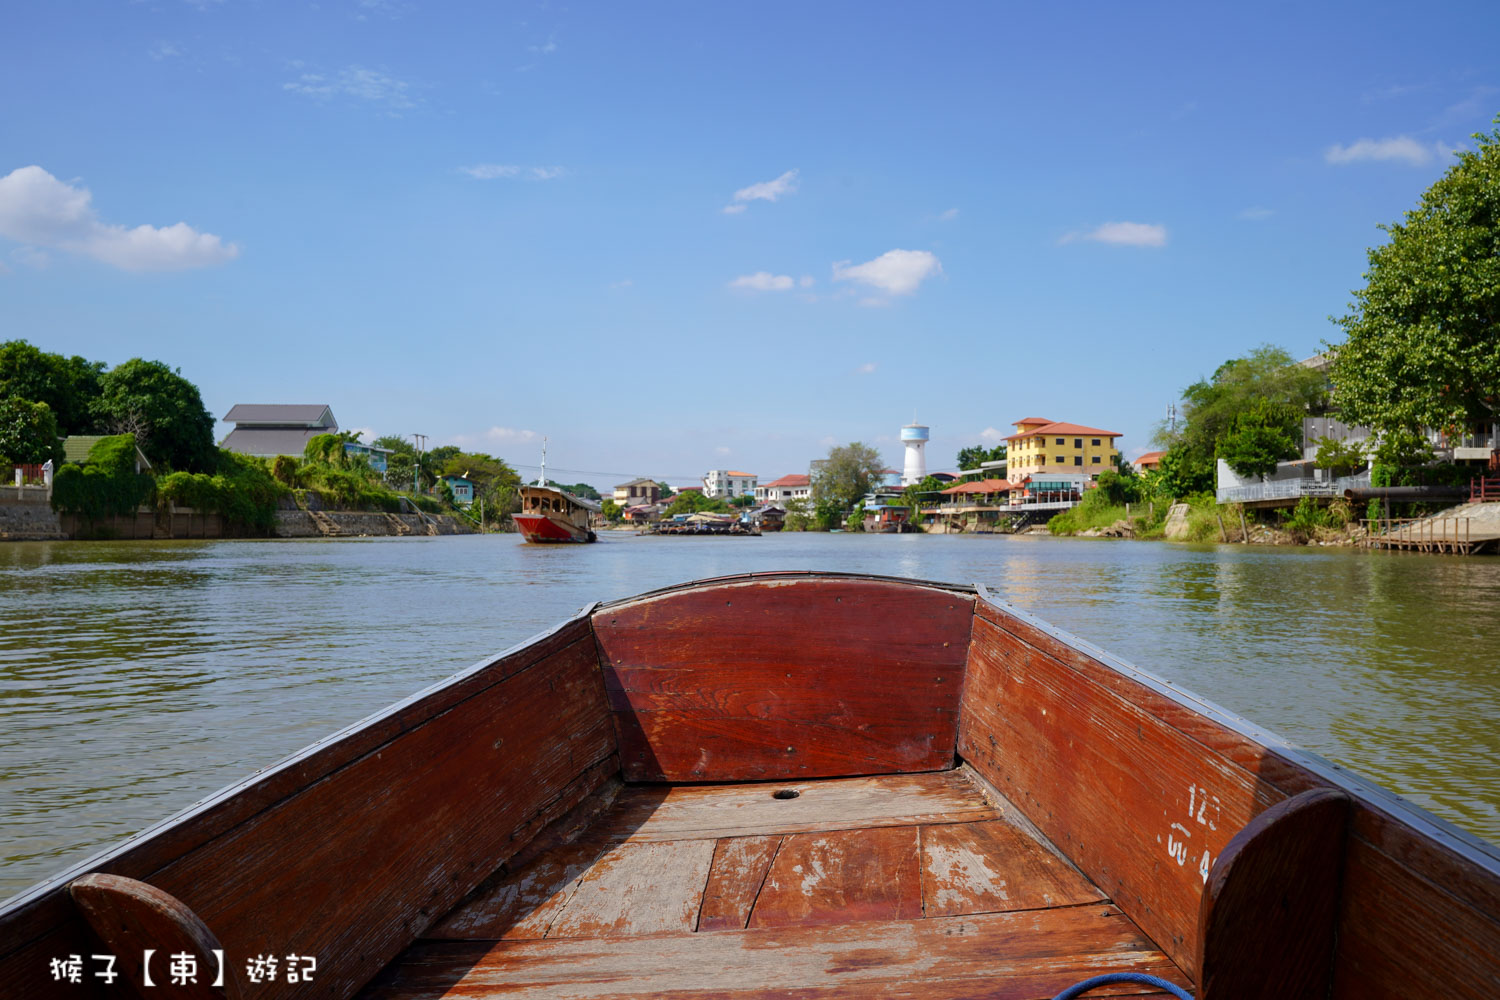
[1361,516,1497,555]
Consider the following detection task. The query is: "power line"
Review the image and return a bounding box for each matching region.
[507,462,703,484]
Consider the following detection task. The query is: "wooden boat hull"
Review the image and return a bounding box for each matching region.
[3,572,1497,1000]
[512,511,594,543]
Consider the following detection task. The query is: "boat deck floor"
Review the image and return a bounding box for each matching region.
[361,769,1188,999]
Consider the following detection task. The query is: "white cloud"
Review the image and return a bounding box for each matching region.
[832,249,943,298]
[609,278,633,289]
[454,426,539,449]
[1061,222,1167,247]
[723,169,797,213]
[284,65,418,111]
[347,426,376,443]
[0,166,239,272]
[799,275,814,288]
[1238,206,1274,221]
[938,208,959,221]
[729,271,796,292]
[11,246,50,268]
[714,445,731,455]
[149,41,181,60]
[979,426,1006,444]
[1324,135,1438,166]
[459,164,566,180]
[855,362,877,375]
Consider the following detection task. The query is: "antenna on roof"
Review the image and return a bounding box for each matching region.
[539,437,548,487]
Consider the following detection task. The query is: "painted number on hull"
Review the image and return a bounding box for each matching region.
[1163,784,1222,883]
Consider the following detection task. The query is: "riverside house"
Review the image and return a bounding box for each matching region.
[1005,417,1121,477]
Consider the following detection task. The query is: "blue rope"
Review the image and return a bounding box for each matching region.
[1050,972,1194,1000]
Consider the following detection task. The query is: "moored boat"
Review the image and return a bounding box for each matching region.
[4,572,1498,999]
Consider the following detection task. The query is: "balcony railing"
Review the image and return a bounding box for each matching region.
[1216,472,1370,505]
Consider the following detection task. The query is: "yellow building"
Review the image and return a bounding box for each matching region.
[1005,417,1122,476]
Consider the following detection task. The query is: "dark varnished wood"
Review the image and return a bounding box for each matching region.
[749,826,923,928]
[1,610,606,1000]
[593,577,973,781]
[697,835,783,931]
[70,874,239,1000]
[1196,788,1351,1000]
[958,610,1281,978]
[361,905,1186,999]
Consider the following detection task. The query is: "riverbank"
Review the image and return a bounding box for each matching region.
[0,488,476,540]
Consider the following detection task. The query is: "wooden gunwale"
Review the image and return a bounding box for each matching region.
[0,602,600,953]
[592,568,978,611]
[972,583,1500,877]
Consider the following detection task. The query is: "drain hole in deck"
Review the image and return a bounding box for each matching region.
[773,789,800,800]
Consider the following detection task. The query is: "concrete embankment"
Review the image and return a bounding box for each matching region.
[0,488,476,541]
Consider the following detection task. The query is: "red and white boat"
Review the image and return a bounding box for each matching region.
[512,445,599,543]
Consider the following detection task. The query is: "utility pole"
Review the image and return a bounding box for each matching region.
[413,433,427,494]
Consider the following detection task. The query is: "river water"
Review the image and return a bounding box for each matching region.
[2,532,1498,899]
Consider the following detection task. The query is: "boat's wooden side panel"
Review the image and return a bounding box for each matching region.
[958,602,1286,981]
[0,616,620,1000]
[963,594,1500,1000]
[592,578,973,782]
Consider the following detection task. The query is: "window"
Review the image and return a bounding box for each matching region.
[1056,437,1065,445]
[1092,438,1100,446]
[1074,438,1082,448]
[1074,456,1082,466]
[1092,456,1101,464]
[1054,456,1064,464]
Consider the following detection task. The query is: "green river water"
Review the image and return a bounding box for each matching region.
[2,531,1497,900]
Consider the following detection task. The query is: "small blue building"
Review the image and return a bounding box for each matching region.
[343,441,393,474]
[440,475,475,507]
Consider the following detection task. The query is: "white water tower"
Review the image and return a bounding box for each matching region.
[901,422,929,486]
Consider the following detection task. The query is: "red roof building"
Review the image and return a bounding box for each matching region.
[755,474,812,504]
[1006,417,1122,478]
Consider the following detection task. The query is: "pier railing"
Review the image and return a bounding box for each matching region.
[1473,476,1500,503]
[1216,472,1370,505]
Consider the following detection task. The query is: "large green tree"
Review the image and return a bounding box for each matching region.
[811,442,884,515]
[0,398,64,465]
[0,340,105,435]
[1155,344,1325,489]
[1329,119,1500,443]
[1216,399,1301,479]
[95,359,216,472]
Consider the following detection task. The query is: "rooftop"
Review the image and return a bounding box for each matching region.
[762,474,811,488]
[1006,421,1123,441]
[223,404,336,427]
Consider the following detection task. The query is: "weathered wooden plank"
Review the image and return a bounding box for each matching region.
[425,834,614,941]
[546,840,717,939]
[593,578,973,781]
[921,820,1105,917]
[749,826,922,928]
[1196,788,1350,1000]
[595,771,999,843]
[958,612,1283,980]
[141,636,617,1000]
[697,835,783,932]
[360,906,1186,999]
[1330,833,1500,1000]
[0,611,599,1000]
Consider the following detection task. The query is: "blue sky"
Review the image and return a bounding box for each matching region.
[2,2,1496,490]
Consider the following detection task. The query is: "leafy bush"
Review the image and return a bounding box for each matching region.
[0,397,64,465]
[271,454,299,487]
[51,435,154,521]
[156,451,287,533]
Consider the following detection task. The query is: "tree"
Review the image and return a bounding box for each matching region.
[0,340,105,435]
[656,480,676,499]
[811,442,884,516]
[782,495,813,531]
[554,482,601,500]
[1314,437,1367,478]
[94,359,216,472]
[371,434,414,455]
[0,398,64,465]
[1330,119,1500,444]
[956,443,1007,470]
[1156,344,1326,489]
[1216,399,1301,479]
[664,491,729,516]
[601,499,623,523]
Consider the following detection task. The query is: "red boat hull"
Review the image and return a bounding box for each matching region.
[513,512,593,543]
